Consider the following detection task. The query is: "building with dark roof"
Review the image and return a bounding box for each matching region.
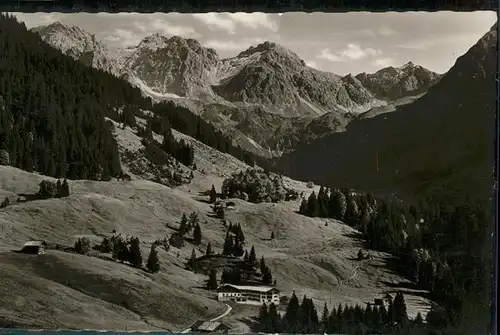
[217,284,280,305]
[21,240,47,254]
[190,320,230,333]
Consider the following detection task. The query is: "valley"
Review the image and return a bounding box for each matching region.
[0,12,495,335]
[0,121,432,331]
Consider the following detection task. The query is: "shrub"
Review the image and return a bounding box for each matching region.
[221,168,297,204]
[38,180,58,199]
[74,237,92,255]
[0,149,10,165]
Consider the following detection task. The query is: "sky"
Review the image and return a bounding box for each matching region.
[12,11,497,75]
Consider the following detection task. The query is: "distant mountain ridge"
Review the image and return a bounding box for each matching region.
[31,22,443,156]
[356,61,442,100]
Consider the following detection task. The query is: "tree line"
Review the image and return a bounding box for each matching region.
[74,235,160,273]
[257,291,419,334]
[299,186,492,332]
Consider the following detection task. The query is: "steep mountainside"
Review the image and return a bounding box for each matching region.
[121,34,222,99]
[355,62,442,100]
[31,22,120,76]
[276,23,497,202]
[0,14,148,181]
[213,42,384,116]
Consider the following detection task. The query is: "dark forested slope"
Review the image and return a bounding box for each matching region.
[0,14,269,180]
[276,23,497,203]
[0,14,150,180]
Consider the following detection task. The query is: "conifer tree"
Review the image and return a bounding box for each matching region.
[189,248,197,267]
[235,223,245,244]
[210,184,217,203]
[260,256,266,274]
[61,178,70,197]
[222,231,233,255]
[414,311,423,325]
[146,244,160,273]
[178,213,188,236]
[129,237,143,268]
[392,291,408,324]
[307,191,319,217]
[205,241,212,255]
[258,303,269,332]
[189,212,199,228]
[299,198,308,214]
[193,222,202,245]
[321,302,329,331]
[268,303,281,333]
[262,266,273,285]
[283,291,300,333]
[56,179,62,197]
[206,269,218,289]
[249,246,257,267]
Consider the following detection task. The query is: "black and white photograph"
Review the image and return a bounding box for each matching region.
[0,10,497,335]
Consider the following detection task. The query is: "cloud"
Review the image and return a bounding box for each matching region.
[102,19,200,47]
[379,26,397,36]
[305,60,319,69]
[103,28,143,46]
[192,13,237,33]
[149,19,200,38]
[318,44,382,62]
[372,58,395,67]
[203,38,265,52]
[228,13,278,31]
[191,12,277,34]
[317,49,341,62]
[11,12,62,28]
[396,33,480,51]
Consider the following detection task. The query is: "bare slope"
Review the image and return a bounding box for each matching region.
[0,164,432,331]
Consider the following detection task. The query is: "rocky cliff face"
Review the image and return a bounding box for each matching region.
[31,22,120,76]
[121,34,222,99]
[355,61,442,100]
[213,42,384,116]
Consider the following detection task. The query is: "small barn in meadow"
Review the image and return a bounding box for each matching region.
[190,320,230,333]
[21,240,47,254]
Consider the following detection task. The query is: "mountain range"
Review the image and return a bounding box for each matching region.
[32,22,442,156]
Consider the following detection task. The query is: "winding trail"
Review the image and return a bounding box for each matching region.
[181,303,232,333]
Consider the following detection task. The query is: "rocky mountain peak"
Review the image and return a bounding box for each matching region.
[31,22,119,75]
[136,33,170,52]
[122,33,221,98]
[355,61,441,100]
[401,61,415,69]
